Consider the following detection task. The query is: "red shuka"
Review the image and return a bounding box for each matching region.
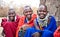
[16,14,37,37]
[1,15,20,37]
[54,26,60,37]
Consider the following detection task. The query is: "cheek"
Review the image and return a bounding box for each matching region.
[24,13,27,16]
[12,14,15,16]
[29,12,32,14]
[24,12,27,15]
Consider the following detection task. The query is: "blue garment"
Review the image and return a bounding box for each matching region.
[24,16,57,37]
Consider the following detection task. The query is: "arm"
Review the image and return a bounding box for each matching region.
[47,16,57,32]
[21,24,30,31]
[1,18,7,27]
[34,19,40,30]
[54,26,60,37]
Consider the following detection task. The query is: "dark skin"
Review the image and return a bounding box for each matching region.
[35,5,48,30]
[23,6,33,21]
[37,5,48,19]
[22,6,33,30]
[2,9,16,36]
[8,9,16,22]
[33,5,48,37]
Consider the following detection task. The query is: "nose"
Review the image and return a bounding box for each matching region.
[40,12,44,14]
[27,12,30,14]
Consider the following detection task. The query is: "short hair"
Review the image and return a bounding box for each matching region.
[9,8,15,11]
[23,6,32,12]
[39,4,47,11]
[8,8,16,15]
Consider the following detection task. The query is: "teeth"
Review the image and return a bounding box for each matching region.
[40,15,44,16]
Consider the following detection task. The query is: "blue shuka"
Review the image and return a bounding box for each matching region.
[24,16,57,37]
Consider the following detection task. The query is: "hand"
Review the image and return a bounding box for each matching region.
[21,24,30,31]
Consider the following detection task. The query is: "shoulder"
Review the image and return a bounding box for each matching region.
[48,16,56,24]
[33,14,37,16]
[33,14,37,17]
[2,18,7,22]
[18,16,25,22]
[16,15,20,19]
[49,16,56,20]
[32,14,37,19]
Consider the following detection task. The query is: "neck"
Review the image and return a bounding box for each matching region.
[27,17,31,21]
[9,19,15,22]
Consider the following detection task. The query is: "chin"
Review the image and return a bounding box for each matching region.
[27,16,31,18]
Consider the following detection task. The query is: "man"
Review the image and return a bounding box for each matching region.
[24,4,57,37]
[54,26,60,37]
[16,6,37,37]
[1,8,20,37]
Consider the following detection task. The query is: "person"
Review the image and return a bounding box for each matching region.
[54,26,60,37]
[16,6,37,37]
[24,4,57,37]
[1,8,20,37]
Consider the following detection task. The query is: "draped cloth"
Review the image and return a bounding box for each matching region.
[36,13,49,30]
[24,16,57,37]
[54,26,60,37]
[16,14,37,37]
[1,15,20,37]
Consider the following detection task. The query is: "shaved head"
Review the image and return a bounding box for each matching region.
[8,8,15,14]
[8,8,16,21]
[37,5,48,19]
[24,6,31,10]
[23,6,33,20]
[38,5,47,11]
[23,6,32,13]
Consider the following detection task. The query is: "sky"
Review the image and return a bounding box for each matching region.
[1,0,40,8]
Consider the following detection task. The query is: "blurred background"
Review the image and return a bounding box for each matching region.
[0,0,60,36]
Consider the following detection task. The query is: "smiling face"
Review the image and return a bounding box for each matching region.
[8,9,16,21]
[23,6,33,20]
[37,5,48,19]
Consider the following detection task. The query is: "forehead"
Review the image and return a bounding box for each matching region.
[8,9,15,14]
[24,6,32,11]
[38,5,47,11]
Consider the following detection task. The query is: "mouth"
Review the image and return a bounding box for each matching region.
[40,14,44,17]
[39,14,45,19]
[9,16,14,19]
[27,14,31,17]
[26,14,31,19]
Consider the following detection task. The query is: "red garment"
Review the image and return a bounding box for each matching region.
[54,26,60,37]
[1,15,20,37]
[16,14,37,37]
